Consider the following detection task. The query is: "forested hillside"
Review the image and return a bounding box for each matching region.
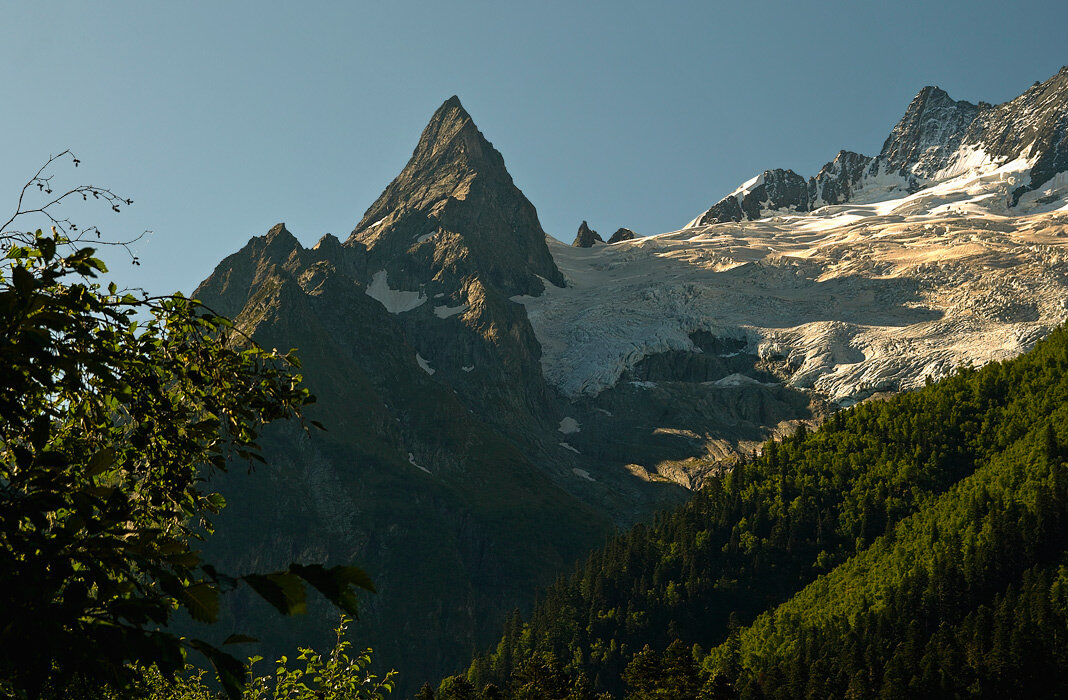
[436,326,1068,699]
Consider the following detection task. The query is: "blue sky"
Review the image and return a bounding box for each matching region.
[2,1,1065,295]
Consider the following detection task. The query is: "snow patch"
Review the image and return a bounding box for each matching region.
[559,442,580,454]
[366,270,426,313]
[408,453,431,474]
[520,180,1068,403]
[731,173,765,204]
[416,354,435,375]
[433,303,469,319]
[712,373,768,388]
[572,468,595,482]
[558,417,580,434]
[461,365,474,372]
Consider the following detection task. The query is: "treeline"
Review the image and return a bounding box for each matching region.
[421,326,1068,699]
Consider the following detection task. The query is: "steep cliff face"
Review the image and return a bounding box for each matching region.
[193,220,616,694]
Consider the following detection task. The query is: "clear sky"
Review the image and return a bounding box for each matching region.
[2,1,1066,295]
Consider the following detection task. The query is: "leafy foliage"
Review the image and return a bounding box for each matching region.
[457,325,1068,698]
[139,616,396,700]
[0,154,373,699]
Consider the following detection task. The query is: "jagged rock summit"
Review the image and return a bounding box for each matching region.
[690,66,1068,226]
[348,95,564,297]
[572,220,604,247]
[607,227,637,243]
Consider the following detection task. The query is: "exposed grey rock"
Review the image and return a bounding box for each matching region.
[572,221,604,247]
[607,227,637,244]
[697,194,745,225]
[963,66,1068,204]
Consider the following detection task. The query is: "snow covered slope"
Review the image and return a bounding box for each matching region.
[517,69,1068,406]
[520,192,1068,404]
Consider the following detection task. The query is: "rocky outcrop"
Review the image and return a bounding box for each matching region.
[572,221,604,247]
[964,66,1068,204]
[607,227,637,243]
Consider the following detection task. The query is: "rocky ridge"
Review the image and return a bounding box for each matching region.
[691,66,1068,226]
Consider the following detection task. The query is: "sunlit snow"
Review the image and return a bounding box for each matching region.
[517,158,1068,403]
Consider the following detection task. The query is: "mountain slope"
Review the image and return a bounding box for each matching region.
[184,70,1068,695]
[516,68,1068,488]
[462,326,1068,697]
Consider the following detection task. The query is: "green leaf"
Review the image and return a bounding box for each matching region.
[289,564,375,618]
[222,633,259,645]
[242,572,308,616]
[86,447,116,477]
[39,236,56,260]
[12,265,35,295]
[28,415,51,451]
[181,582,220,623]
[188,640,246,700]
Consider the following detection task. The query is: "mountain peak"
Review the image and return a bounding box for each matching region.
[879,84,981,179]
[266,222,294,241]
[915,85,949,99]
[351,97,511,235]
[573,221,604,247]
[348,98,565,295]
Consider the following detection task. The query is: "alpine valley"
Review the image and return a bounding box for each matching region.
[190,67,1068,696]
